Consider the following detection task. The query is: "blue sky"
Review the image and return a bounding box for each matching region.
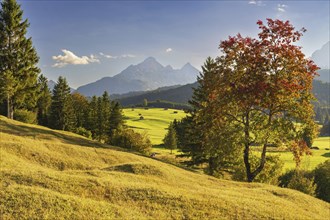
[19,0,329,88]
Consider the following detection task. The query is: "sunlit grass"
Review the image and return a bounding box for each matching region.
[1,115,329,219]
[123,108,186,145]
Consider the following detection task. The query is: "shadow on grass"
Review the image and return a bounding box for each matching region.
[321,152,330,158]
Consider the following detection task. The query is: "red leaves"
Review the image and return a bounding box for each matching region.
[290,140,312,168]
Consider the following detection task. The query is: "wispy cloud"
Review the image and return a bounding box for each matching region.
[99,52,136,59]
[52,49,99,68]
[277,4,288,12]
[166,48,173,53]
[121,54,136,58]
[248,1,264,6]
[99,52,117,59]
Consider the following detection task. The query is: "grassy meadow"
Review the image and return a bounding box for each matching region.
[123,108,330,171]
[1,116,329,219]
[123,108,186,145]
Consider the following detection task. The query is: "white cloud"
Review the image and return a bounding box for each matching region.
[277,4,288,12]
[52,49,100,68]
[120,54,136,58]
[100,52,136,59]
[248,1,264,6]
[166,48,173,53]
[99,52,117,59]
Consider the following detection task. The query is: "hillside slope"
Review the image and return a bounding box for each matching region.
[0,116,329,219]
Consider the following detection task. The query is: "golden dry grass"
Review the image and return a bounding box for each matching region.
[0,116,329,219]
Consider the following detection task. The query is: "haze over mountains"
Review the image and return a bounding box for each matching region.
[312,41,329,69]
[76,57,199,97]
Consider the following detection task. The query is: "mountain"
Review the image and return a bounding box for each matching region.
[316,69,330,83]
[312,41,330,69]
[1,116,329,219]
[76,57,200,96]
[47,80,76,94]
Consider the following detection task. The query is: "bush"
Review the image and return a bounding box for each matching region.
[75,127,92,139]
[14,109,37,124]
[287,171,316,196]
[111,129,152,154]
[232,155,283,185]
[313,160,330,202]
[279,169,314,187]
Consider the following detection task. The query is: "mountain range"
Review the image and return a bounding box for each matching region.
[311,41,329,69]
[76,57,200,97]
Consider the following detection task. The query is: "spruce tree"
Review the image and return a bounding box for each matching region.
[0,0,40,119]
[86,95,98,139]
[71,92,89,128]
[108,101,124,142]
[163,122,177,154]
[50,76,76,131]
[37,74,51,126]
[100,91,111,141]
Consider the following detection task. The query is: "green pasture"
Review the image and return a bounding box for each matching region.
[123,108,187,145]
[123,108,330,171]
[268,137,330,171]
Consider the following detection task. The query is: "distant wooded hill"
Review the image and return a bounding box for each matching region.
[117,80,330,108]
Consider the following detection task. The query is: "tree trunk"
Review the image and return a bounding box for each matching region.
[243,112,254,182]
[7,94,14,119]
[244,144,253,182]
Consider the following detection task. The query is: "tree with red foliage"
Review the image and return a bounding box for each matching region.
[195,19,319,182]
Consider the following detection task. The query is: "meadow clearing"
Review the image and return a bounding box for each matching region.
[123,108,330,171]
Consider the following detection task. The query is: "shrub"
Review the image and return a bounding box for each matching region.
[279,169,314,188]
[287,171,316,196]
[313,160,330,202]
[111,129,152,154]
[75,127,92,139]
[232,155,283,185]
[14,109,37,124]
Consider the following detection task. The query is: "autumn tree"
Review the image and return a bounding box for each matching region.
[195,19,318,182]
[0,0,40,119]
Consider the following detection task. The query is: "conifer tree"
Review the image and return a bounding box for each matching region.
[71,92,89,128]
[50,76,76,131]
[0,0,40,119]
[86,96,98,139]
[100,91,111,141]
[163,122,178,154]
[108,101,124,142]
[37,74,51,126]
